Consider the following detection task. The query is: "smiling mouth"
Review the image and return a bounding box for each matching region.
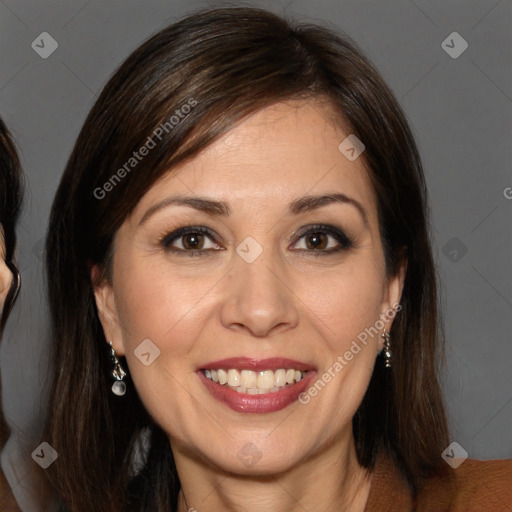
[202,368,307,395]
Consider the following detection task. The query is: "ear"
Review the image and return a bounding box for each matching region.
[0,228,10,310]
[0,259,12,310]
[91,264,125,356]
[378,252,407,350]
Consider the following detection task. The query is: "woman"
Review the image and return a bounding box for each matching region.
[41,7,512,511]
[0,117,23,511]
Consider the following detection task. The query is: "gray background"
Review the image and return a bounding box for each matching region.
[0,0,510,510]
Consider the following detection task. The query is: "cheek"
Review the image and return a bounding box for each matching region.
[301,257,386,353]
[114,253,214,350]
[112,260,212,431]
[292,256,385,422]
[296,274,383,439]
[112,255,219,404]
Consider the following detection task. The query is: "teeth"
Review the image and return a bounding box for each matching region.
[257,370,274,389]
[240,370,257,388]
[218,369,228,385]
[203,368,307,393]
[227,369,240,386]
[275,369,287,386]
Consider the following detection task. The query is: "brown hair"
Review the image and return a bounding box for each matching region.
[0,116,24,511]
[42,7,450,511]
[0,117,23,330]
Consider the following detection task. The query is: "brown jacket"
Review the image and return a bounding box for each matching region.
[365,451,512,511]
[0,471,19,512]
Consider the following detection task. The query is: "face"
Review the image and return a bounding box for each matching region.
[0,226,13,315]
[94,100,405,476]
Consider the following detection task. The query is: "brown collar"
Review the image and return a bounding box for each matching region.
[364,452,414,512]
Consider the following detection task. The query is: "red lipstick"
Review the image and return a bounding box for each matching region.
[197,357,316,413]
[198,357,314,372]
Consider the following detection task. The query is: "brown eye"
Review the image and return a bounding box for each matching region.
[304,232,328,250]
[182,233,204,250]
[291,224,354,254]
[160,226,222,256]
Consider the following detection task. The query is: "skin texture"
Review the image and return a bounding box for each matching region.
[94,101,406,512]
[0,228,12,312]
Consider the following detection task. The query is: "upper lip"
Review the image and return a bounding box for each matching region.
[198,357,315,372]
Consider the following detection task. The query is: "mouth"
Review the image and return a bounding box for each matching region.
[197,357,316,413]
[202,368,307,394]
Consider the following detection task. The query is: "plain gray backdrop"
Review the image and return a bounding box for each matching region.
[0,0,510,510]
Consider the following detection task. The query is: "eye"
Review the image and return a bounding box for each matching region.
[160,226,222,256]
[291,224,354,254]
[159,223,354,257]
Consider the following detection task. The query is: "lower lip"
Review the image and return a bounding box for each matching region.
[197,370,317,413]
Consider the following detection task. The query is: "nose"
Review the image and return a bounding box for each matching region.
[219,246,299,338]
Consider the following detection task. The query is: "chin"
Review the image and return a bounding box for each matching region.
[195,436,305,477]
[216,451,301,477]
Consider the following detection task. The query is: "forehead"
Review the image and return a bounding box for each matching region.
[131,100,377,222]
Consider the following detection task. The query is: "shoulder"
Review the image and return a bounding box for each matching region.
[365,452,512,512]
[418,458,512,511]
[449,458,512,504]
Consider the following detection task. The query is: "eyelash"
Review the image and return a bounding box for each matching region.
[159,224,355,257]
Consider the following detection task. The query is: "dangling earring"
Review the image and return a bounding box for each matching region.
[110,341,127,396]
[381,329,392,368]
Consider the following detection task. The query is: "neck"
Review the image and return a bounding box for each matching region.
[174,430,372,512]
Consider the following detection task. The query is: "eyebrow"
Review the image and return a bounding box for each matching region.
[289,193,368,225]
[139,193,368,227]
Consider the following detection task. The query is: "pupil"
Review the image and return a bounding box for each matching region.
[185,234,202,249]
[307,232,326,250]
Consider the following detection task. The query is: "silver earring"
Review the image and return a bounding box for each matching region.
[110,341,127,396]
[381,329,392,368]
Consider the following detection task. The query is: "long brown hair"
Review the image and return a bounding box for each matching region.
[41,7,450,511]
[0,117,23,331]
[0,117,24,511]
